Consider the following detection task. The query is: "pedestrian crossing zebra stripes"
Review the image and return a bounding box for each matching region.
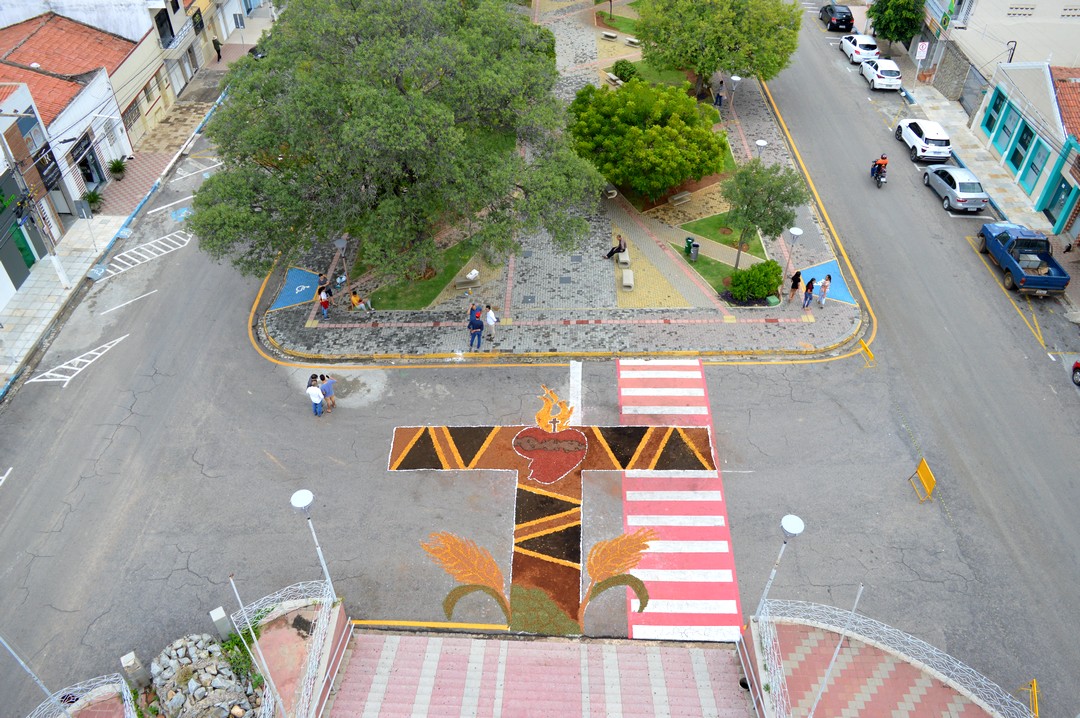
[617,359,742,642]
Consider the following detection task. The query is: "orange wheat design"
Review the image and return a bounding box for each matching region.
[586,528,658,584]
[421,532,507,596]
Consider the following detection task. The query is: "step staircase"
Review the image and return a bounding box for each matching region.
[324,629,753,717]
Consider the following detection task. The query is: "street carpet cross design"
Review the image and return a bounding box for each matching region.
[389,387,716,635]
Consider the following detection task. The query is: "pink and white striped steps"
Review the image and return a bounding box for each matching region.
[328,631,752,718]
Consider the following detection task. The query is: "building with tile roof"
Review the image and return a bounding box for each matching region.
[971,63,1080,241]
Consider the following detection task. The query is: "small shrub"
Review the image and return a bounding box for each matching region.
[251,674,265,690]
[175,665,194,686]
[612,59,640,82]
[728,259,782,301]
[221,633,255,681]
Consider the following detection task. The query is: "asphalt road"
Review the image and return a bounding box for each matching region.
[756,14,1080,714]
[3,23,1080,718]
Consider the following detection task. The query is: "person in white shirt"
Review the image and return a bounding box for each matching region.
[306,384,325,417]
[484,305,498,341]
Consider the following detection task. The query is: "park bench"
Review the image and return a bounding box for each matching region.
[601,31,618,41]
[604,183,618,199]
[621,269,635,290]
[669,191,692,206]
[625,37,640,47]
[617,251,631,267]
[605,72,623,87]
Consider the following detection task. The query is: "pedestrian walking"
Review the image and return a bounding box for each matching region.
[468,313,484,351]
[818,274,831,307]
[305,383,325,417]
[604,234,627,260]
[714,79,725,108]
[319,290,330,319]
[320,374,337,412]
[787,271,802,303]
[212,37,222,62]
[308,374,319,388]
[484,305,498,341]
[802,278,816,309]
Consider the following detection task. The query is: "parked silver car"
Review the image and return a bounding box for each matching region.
[922,165,990,212]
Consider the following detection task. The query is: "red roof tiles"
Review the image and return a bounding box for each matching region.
[1051,66,1080,140]
[0,13,134,77]
[0,63,81,126]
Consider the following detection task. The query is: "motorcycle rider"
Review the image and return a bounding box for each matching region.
[871,154,888,179]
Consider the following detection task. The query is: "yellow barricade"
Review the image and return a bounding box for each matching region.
[909,458,936,503]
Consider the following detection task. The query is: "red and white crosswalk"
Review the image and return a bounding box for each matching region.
[616,359,742,642]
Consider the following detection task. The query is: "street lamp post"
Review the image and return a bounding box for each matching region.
[728,76,742,111]
[754,514,804,620]
[290,489,337,598]
[784,227,803,281]
[755,140,768,159]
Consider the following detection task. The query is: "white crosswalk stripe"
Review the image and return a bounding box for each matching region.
[103,231,192,278]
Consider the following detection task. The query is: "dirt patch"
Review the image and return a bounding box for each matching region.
[645,183,732,226]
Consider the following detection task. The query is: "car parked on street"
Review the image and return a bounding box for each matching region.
[895,119,952,162]
[1073,360,1080,386]
[922,166,990,212]
[819,4,854,31]
[860,59,902,90]
[840,34,879,64]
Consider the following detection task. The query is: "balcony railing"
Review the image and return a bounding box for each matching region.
[158,18,194,53]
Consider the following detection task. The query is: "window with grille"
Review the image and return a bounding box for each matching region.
[143,81,155,105]
[122,100,142,130]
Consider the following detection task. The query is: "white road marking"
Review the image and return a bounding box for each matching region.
[624,470,717,479]
[634,625,741,642]
[628,515,726,527]
[0,467,10,489]
[625,490,723,502]
[620,387,705,397]
[648,540,729,553]
[147,195,194,213]
[631,599,738,614]
[102,232,192,278]
[568,361,582,426]
[619,370,702,379]
[620,359,701,365]
[632,569,733,582]
[27,335,129,388]
[171,161,222,182]
[101,290,158,315]
[621,405,709,415]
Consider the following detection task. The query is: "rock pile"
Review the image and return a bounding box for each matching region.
[151,633,263,718]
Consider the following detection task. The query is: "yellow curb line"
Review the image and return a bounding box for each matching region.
[351,619,509,631]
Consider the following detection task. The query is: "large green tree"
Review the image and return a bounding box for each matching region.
[867,0,925,51]
[635,0,801,89]
[188,0,602,278]
[568,80,727,199]
[721,159,808,249]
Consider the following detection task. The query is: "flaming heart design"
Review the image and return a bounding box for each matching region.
[512,386,587,485]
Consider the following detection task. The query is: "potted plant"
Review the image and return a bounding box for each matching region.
[108,158,127,181]
[83,189,103,213]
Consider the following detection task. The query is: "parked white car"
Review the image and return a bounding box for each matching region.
[839,34,879,64]
[860,59,902,90]
[895,119,952,162]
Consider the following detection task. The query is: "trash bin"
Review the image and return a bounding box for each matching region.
[690,242,700,262]
[684,237,694,255]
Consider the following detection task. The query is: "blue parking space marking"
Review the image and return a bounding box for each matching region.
[797,259,856,305]
[269,267,321,312]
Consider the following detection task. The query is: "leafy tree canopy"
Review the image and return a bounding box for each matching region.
[568,80,727,199]
[635,0,801,86]
[867,0,925,48]
[188,0,603,278]
[721,159,808,244]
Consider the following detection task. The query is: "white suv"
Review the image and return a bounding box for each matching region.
[894,119,951,163]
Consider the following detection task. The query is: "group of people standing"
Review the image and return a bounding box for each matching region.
[305,374,338,417]
[467,303,499,351]
[787,271,831,309]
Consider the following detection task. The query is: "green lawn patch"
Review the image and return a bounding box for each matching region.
[681,211,766,260]
[600,14,639,35]
[631,60,686,87]
[371,238,481,310]
[719,141,737,176]
[669,242,734,294]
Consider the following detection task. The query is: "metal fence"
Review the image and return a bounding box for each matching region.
[26,673,135,718]
[764,600,1034,718]
[232,580,335,718]
[756,604,792,718]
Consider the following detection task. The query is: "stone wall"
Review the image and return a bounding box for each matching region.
[151,633,264,718]
[933,41,970,101]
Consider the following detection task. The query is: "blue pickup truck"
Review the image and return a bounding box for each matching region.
[977,222,1070,295]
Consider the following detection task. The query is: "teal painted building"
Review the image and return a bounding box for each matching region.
[974,63,1080,242]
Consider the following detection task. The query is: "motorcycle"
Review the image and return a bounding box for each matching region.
[870,162,887,188]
